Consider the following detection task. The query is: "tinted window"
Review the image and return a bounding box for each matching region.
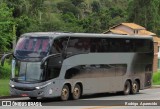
[15,37,50,58]
[134,39,153,52]
[66,37,153,54]
[50,37,68,54]
[46,67,60,80]
[48,37,69,70]
[65,64,127,79]
[67,37,90,55]
[90,38,153,53]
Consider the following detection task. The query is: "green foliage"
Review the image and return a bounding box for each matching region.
[153,72,160,85]
[71,0,84,6]
[1,0,160,53]
[0,79,10,96]
[0,3,14,52]
[91,1,100,13]
[128,0,160,34]
[0,60,11,79]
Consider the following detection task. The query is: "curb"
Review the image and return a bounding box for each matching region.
[152,85,160,88]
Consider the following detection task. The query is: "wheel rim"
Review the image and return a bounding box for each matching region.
[124,82,130,94]
[132,83,138,93]
[73,87,80,98]
[61,88,68,100]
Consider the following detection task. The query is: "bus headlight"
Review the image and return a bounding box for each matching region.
[35,87,40,90]
[11,85,15,88]
[9,83,15,88]
[35,82,51,90]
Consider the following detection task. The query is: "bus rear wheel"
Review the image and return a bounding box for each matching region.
[123,81,131,95]
[61,85,70,101]
[72,84,81,100]
[131,80,139,94]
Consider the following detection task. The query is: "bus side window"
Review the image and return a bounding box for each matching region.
[50,43,61,54]
[67,37,90,55]
[65,68,80,79]
[47,68,60,80]
[50,37,68,54]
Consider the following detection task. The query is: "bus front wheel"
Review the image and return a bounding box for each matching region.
[131,81,139,94]
[72,84,81,100]
[61,85,70,101]
[123,81,131,95]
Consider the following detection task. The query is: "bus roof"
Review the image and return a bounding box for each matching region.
[21,32,153,40]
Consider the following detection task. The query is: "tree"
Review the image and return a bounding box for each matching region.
[57,1,80,17]
[0,3,14,52]
[91,1,100,13]
[71,0,84,6]
[128,0,160,34]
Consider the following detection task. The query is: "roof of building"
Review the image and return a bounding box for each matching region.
[139,30,156,36]
[103,22,160,44]
[110,23,146,30]
[103,29,156,36]
[153,36,160,43]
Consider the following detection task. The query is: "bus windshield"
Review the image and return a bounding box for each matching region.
[14,37,50,59]
[17,62,43,82]
[11,60,44,82]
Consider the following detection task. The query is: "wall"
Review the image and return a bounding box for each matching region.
[114,25,134,34]
[153,42,158,72]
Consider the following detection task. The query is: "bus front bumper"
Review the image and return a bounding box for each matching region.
[10,87,46,97]
[9,84,60,98]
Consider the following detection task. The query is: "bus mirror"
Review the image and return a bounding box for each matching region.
[1,53,12,66]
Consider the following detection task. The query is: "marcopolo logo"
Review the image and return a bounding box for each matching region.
[2,101,11,106]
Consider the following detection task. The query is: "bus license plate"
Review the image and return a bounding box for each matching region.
[21,94,28,96]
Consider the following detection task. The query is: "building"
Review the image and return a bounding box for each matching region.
[103,23,160,72]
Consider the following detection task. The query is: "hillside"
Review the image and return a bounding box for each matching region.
[1,0,160,52]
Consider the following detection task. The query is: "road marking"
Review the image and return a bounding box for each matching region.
[81,106,125,109]
[81,106,127,109]
[82,106,111,109]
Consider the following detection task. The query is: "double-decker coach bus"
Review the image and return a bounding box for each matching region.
[1,32,153,100]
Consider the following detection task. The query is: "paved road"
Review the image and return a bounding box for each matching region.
[1,88,160,109]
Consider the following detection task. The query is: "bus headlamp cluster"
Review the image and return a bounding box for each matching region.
[9,83,15,88]
[35,82,51,90]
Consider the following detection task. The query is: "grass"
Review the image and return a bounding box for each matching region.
[152,71,160,85]
[0,60,11,79]
[0,79,10,96]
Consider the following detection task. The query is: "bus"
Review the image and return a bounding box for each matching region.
[1,32,154,101]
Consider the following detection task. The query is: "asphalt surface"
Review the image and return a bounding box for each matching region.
[1,87,160,109]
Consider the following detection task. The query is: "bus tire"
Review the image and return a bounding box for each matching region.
[131,80,139,94]
[29,97,37,100]
[61,85,70,101]
[123,80,131,95]
[72,84,81,100]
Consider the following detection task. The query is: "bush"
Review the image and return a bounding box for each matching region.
[0,61,11,79]
[152,72,160,85]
